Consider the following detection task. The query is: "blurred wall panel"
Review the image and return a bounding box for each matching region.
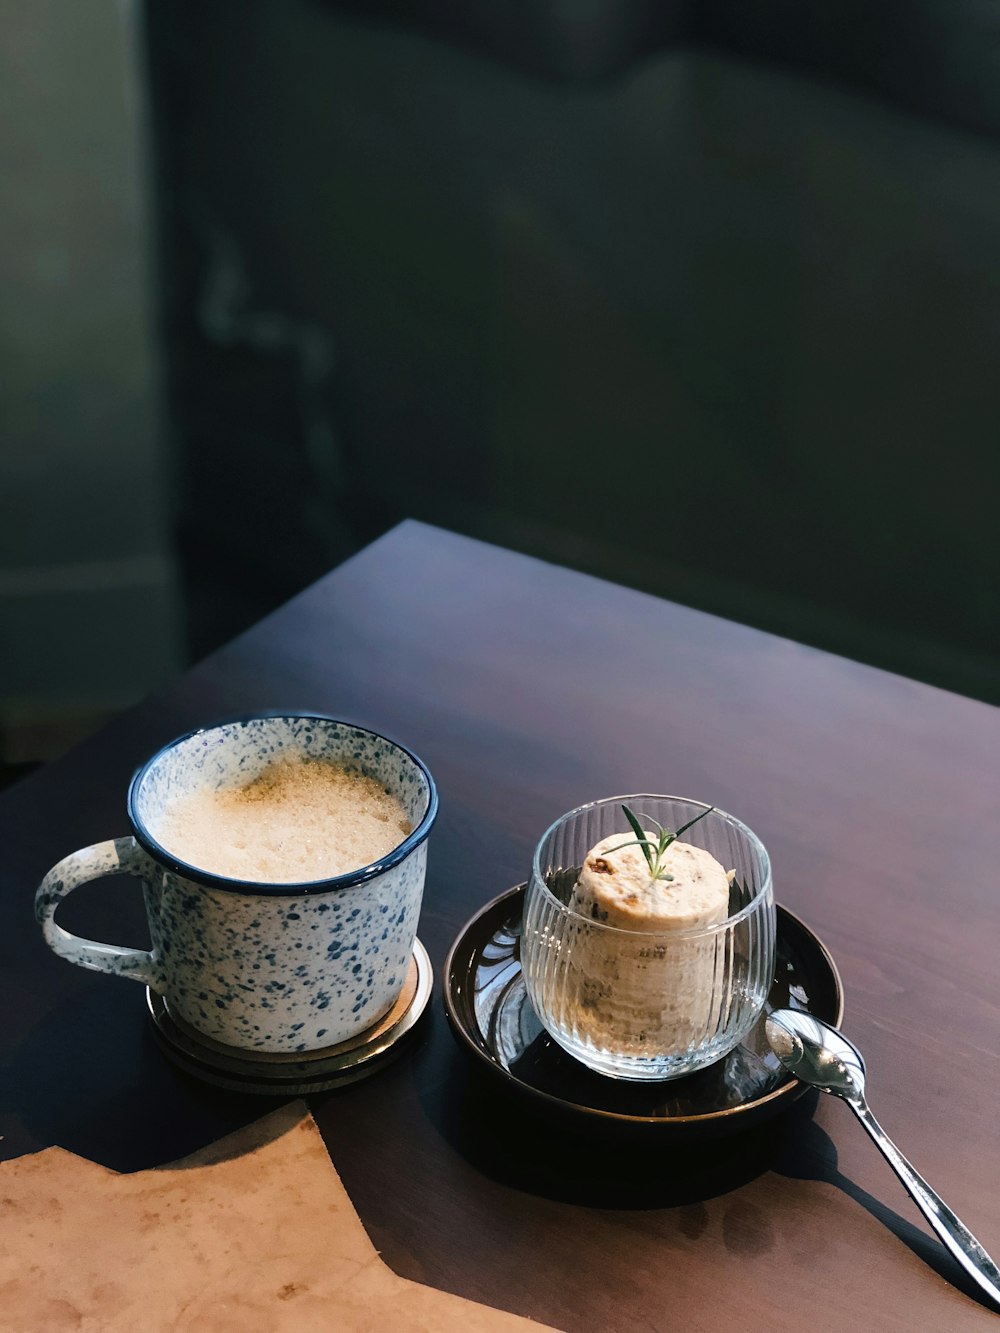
[145,1,998,699]
[0,0,180,760]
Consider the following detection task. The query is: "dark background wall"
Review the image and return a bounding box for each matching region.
[147,0,998,702]
[0,0,179,775]
[2,0,997,782]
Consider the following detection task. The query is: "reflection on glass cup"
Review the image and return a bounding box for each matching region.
[521,795,775,1081]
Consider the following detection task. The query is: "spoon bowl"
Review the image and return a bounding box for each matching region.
[765,1009,866,1101]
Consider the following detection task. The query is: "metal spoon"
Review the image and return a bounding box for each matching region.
[766,1008,1000,1309]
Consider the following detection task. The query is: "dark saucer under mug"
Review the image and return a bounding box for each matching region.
[444,888,843,1140]
[148,939,432,1095]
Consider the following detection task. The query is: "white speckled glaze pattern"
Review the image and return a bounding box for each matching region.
[35,715,438,1053]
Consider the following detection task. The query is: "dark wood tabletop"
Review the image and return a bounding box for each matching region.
[1,521,997,1330]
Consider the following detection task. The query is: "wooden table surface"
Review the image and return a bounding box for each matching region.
[1,522,997,1330]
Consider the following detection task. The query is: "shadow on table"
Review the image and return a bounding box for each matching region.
[770,1109,996,1314]
[0,985,271,1172]
[432,1047,995,1312]
[428,1048,788,1208]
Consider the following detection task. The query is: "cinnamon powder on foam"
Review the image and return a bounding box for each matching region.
[154,757,413,883]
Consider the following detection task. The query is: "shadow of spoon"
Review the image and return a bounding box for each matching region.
[770,1057,999,1315]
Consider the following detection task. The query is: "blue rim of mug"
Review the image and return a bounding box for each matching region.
[126,712,439,897]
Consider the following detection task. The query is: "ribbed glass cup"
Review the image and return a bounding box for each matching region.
[521,796,775,1081]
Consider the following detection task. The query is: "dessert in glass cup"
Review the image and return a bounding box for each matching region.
[521,796,775,1081]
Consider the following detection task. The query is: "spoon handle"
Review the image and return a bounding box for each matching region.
[849,1098,1000,1308]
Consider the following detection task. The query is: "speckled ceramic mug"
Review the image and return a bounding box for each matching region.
[35,714,438,1054]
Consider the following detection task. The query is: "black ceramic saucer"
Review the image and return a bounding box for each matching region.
[444,887,843,1140]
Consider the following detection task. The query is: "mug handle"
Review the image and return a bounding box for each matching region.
[35,836,166,991]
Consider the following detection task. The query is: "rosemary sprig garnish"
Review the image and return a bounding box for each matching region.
[605,803,716,883]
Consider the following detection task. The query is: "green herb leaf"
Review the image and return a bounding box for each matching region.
[673,804,716,838]
[608,802,718,883]
[600,838,650,858]
[621,805,655,873]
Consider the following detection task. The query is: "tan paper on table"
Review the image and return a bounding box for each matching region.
[0,1102,554,1332]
